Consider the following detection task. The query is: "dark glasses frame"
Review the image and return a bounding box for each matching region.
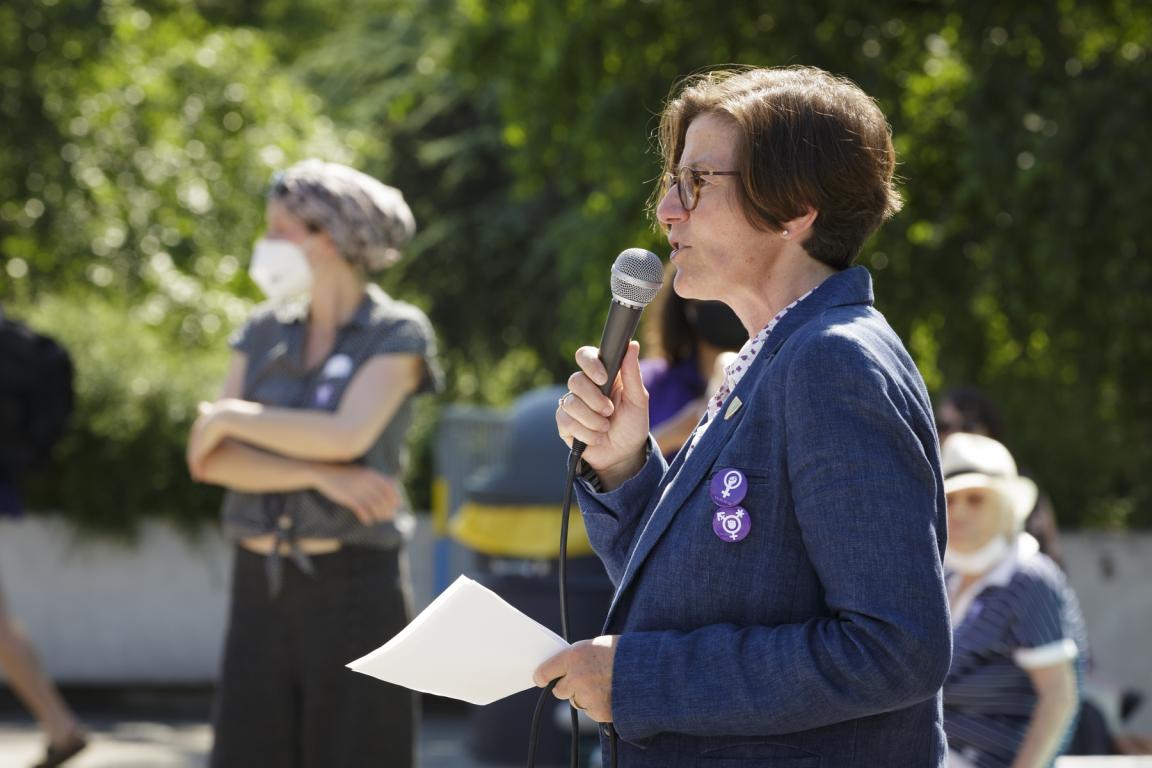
[664,166,740,211]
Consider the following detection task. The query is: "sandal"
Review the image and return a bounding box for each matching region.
[31,731,88,768]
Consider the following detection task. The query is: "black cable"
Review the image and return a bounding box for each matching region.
[559,447,580,641]
[527,443,620,768]
[527,678,559,768]
[526,446,583,768]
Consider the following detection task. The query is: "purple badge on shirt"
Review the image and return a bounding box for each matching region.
[313,382,335,407]
[710,468,748,506]
[713,506,751,542]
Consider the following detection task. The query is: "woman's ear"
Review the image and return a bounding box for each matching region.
[780,207,818,240]
[305,229,340,265]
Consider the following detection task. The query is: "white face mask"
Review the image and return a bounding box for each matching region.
[249,238,312,300]
[944,535,1011,575]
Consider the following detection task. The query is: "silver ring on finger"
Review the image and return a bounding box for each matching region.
[558,391,576,409]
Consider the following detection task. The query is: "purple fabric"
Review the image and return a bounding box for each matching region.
[640,356,706,431]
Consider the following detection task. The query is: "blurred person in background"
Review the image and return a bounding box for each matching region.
[0,309,88,768]
[938,390,1152,757]
[0,589,86,768]
[935,385,1063,569]
[639,266,745,460]
[940,432,1084,768]
[186,159,441,768]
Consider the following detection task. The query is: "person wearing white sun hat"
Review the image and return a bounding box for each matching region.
[941,432,1087,768]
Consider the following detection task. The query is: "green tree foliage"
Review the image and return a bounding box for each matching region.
[2,0,354,533]
[296,0,564,404]
[3,0,351,341]
[19,294,228,536]
[2,0,1149,531]
[310,0,1150,526]
[883,3,1152,528]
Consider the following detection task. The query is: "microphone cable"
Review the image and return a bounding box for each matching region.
[527,442,619,768]
[528,247,661,768]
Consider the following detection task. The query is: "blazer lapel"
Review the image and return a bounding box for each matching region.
[604,345,768,626]
[603,266,876,628]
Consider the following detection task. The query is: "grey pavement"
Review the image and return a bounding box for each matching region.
[2,720,1150,768]
[0,691,583,768]
[3,699,1145,767]
[0,712,503,768]
[0,716,210,767]
[0,701,487,768]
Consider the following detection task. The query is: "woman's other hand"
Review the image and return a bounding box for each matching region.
[312,464,400,526]
[533,635,618,724]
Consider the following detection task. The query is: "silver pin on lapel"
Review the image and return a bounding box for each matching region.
[724,396,743,420]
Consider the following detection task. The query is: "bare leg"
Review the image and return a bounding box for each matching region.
[0,590,80,745]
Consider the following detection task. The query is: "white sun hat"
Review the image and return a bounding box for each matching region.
[941,432,1039,530]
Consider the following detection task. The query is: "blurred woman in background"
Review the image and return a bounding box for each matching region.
[941,432,1084,768]
[186,159,441,768]
[0,587,86,767]
[935,386,1063,568]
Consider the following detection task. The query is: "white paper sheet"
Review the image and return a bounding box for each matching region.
[347,575,569,705]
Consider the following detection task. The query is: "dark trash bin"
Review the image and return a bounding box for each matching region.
[450,386,614,766]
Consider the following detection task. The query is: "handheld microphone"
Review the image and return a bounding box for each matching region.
[536,247,661,768]
[571,248,663,454]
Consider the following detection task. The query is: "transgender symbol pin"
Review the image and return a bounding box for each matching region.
[713,506,751,542]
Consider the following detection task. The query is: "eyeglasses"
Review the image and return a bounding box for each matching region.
[664,166,740,211]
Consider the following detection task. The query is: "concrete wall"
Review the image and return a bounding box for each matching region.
[1061,532,1152,733]
[1,518,1149,732]
[0,515,462,683]
[0,517,231,682]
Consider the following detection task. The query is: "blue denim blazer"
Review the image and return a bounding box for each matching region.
[577,266,952,767]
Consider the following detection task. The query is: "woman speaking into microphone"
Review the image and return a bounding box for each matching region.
[539,66,953,767]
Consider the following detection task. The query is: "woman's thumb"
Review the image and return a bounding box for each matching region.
[618,340,645,395]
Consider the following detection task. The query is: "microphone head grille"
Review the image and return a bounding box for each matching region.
[610,248,664,308]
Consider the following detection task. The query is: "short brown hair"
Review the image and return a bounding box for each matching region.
[652,66,902,270]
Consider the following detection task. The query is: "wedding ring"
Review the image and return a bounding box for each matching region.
[558,391,575,409]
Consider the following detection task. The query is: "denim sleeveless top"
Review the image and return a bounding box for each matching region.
[219,284,441,554]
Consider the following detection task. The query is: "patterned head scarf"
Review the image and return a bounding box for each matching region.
[269,159,415,272]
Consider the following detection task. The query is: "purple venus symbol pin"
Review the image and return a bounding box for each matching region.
[710,468,747,506]
[713,506,751,542]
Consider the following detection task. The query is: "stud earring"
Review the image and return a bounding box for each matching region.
[781,229,789,238]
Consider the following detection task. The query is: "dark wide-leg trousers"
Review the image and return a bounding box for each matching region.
[210,545,416,768]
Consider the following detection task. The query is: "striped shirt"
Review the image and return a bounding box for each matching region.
[219,284,441,551]
[944,536,1087,768]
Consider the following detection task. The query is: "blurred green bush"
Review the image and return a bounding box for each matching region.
[15,294,229,537]
[1,0,364,536]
